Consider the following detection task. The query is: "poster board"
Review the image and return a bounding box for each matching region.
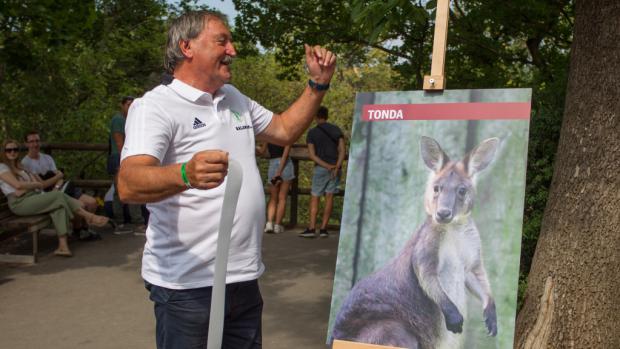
[327,89,531,349]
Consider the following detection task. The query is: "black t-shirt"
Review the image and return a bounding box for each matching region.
[267,143,284,159]
[306,122,343,165]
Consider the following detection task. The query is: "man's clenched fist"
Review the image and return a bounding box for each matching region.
[185,150,228,189]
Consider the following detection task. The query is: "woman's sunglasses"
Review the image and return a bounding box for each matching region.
[4,148,19,153]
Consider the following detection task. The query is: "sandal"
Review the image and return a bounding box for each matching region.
[54,249,73,257]
[85,213,110,228]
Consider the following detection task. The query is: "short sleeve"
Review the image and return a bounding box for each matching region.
[111,116,125,134]
[307,129,317,145]
[46,155,58,172]
[336,126,344,139]
[0,163,9,174]
[247,98,273,135]
[20,157,31,172]
[121,98,172,163]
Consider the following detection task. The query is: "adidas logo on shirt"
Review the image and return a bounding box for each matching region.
[193,117,206,129]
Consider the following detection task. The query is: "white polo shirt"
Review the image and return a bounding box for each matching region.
[122,79,273,289]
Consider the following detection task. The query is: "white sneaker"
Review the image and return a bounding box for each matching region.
[264,222,274,234]
[274,224,284,234]
[113,224,133,235]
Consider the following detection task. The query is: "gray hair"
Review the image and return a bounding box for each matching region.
[164,10,229,73]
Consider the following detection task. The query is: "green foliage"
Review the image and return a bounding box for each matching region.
[234,0,574,309]
[0,0,169,179]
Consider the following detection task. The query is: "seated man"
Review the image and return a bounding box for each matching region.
[21,131,101,240]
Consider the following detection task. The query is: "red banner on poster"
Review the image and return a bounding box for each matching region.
[362,102,531,121]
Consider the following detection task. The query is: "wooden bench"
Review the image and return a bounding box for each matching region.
[0,194,52,264]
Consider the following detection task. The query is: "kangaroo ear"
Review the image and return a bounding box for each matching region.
[420,136,450,172]
[466,138,499,176]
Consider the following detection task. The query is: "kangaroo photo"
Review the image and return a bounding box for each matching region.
[327,89,531,349]
[331,136,499,349]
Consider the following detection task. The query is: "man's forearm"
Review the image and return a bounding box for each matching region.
[310,154,334,169]
[41,176,61,190]
[113,133,124,153]
[266,86,327,145]
[118,163,186,203]
[336,152,345,169]
[336,139,346,168]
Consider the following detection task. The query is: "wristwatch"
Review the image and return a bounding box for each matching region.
[308,79,330,91]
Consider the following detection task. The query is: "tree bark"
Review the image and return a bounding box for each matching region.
[515,1,620,348]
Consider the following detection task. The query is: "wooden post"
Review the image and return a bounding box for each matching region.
[332,339,406,349]
[289,158,299,227]
[423,0,450,90]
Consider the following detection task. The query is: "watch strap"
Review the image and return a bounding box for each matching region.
[308,79,330,91]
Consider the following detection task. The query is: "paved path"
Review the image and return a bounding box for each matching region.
[0,227,338,349]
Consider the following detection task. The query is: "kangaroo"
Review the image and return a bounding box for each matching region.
[331,136,499,349]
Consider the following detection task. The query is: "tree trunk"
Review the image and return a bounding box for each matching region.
[514,1,620,348]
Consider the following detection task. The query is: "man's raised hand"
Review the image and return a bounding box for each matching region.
[185,150,229,189]
[304,44,337,85]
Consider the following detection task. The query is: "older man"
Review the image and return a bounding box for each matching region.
[117,10,336,349]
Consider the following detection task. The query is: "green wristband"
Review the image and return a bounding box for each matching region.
[181,162,192,188]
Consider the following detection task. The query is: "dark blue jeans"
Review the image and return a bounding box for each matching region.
[145,280,263,349]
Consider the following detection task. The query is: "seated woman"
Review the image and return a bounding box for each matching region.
[0,139,110,257]
[259,143,295,234]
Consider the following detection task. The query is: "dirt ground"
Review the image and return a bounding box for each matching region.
[0,226,339,349]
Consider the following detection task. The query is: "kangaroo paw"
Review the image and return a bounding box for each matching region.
[442,302,464,334]
[484,301,497,336]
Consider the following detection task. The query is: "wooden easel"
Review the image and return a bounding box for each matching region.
[333,0,450,347]
[423,0,450,91]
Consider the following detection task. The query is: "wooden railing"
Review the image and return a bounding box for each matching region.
[40,142,345,228]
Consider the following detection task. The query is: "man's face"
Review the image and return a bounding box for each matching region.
[121,100,133,117]
[26,134,41,154]
[189,18,237,88]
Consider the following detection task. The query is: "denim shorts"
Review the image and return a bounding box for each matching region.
[267,158,295,184]
[311,166,340,196]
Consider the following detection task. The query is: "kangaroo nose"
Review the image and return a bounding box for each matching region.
[437,209,452,219]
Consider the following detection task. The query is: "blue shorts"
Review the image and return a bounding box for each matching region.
[267,158,295,184]
[311,166,340,196]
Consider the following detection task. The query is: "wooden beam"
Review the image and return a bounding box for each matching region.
[0,253,36,264]
[423,0,450,90]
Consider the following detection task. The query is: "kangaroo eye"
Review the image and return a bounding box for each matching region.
[433,185,440,193]
[458,187,467,196]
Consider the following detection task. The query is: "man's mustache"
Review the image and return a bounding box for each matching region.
[221,55,233,65]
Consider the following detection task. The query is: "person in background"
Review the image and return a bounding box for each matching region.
[260,143,295,234]
[108,96,147,233]
[21,130,101,240]
[0,139,110,256]
[300,106,346,238]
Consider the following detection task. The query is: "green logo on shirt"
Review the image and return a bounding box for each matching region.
[231,110,242,122]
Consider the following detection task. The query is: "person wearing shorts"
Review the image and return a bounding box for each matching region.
[263,143,295,234]
[300,106,345,238]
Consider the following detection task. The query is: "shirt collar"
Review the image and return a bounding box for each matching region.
[168,79,227,104]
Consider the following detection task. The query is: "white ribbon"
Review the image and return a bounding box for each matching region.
[207,160,243,349]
